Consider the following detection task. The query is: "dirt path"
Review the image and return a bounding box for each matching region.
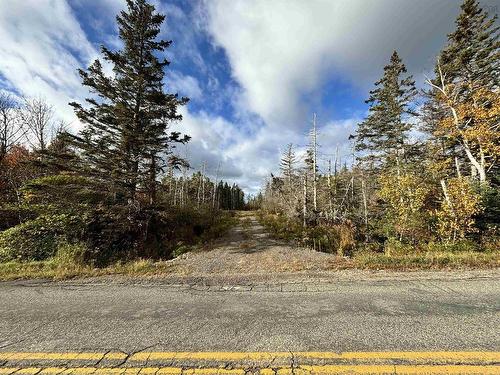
[169,211,343,277]
[163,212,498,285]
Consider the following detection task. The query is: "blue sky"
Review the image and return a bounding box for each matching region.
[0,0,497,194]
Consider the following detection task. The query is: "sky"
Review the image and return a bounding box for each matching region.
[0,0,498,195]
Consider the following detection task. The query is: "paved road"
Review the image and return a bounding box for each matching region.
[1,276,499,353]
[1,275,499,373]
[2,214,499,373]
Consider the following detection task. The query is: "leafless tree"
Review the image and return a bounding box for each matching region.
[0,93,24,164]
[19,97,55,152]
[310,113,318,212]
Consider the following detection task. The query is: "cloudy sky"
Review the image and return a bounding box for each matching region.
[0,0,497,194]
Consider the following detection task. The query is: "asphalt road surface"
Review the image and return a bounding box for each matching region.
[1,275,499,352]
[0,273,499,373]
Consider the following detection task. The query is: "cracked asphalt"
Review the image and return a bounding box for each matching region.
[0,274,499,353]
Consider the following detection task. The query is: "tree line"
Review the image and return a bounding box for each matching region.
[262,0,499,253]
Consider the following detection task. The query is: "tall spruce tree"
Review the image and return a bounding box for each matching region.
[437,0,499,94]
[68,0,189,205]
[423,0,499,182]
[355,51,417,171]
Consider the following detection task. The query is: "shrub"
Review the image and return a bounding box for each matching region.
[303,223,355,256]
[80,206,237,265]
[423,240,479,253]
[52,241,88,266]
[171,242,191,258]
[378,171,431,242]
[481,235,500,252]
[0,214,83,262]
[384,238,415,256]
[436,177,483,241]
[258,211,355,255]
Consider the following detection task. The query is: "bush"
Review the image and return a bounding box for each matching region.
[354,248,499,269]
[423,240,480,253]
[80,206,237,265]
[52,241,87,266]
[258,211,355,255]
[384,238,415,256]
[0,214,83,262]
[171,242,191,258]
[481,235,500,252]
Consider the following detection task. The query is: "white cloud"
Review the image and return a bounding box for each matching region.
[167,72,203,101]
[3,0,495,195]
[200,0,497,193]
[0,0,98,125]
[205,0,469,130]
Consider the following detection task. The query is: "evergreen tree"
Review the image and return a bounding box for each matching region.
[423,0,498,181]
[422,0,499,181]
[68,0,189,205]
[437,0,499,94]
[355,51,417,171]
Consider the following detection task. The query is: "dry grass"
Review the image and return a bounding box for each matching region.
[353,250,500,270]
[0,258,178,281]
[1,249,498,281]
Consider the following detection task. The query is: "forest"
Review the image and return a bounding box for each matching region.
[0,0,498,278]
[260,0,499,262]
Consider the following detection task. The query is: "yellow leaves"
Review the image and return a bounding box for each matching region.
[459,89,500,156]
[435,87,500,160]
[436,177,482,241]
[379,172,483,243]
[379,173,428,214]
[378,171,430,240]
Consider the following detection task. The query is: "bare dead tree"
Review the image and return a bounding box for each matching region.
[0,93,24,164]
[302,174,307,227]
[279,143,297,206]
[19,97,55,152]
[201,161,206,204]
[327,159,332,220]
[310,113,318,212]
[212,162,221,209]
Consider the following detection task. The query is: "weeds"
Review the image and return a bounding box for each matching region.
[258,210,500,270]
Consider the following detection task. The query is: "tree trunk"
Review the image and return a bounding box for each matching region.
[361,178,369,242]
[303,175,307,227]
[312,113,317,212]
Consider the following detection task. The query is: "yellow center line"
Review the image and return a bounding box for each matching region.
[1,366,500,375]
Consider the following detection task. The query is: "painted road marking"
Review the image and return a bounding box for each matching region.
[1,366,500,374]
[1,352,499,374]
[1,351,499,362]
